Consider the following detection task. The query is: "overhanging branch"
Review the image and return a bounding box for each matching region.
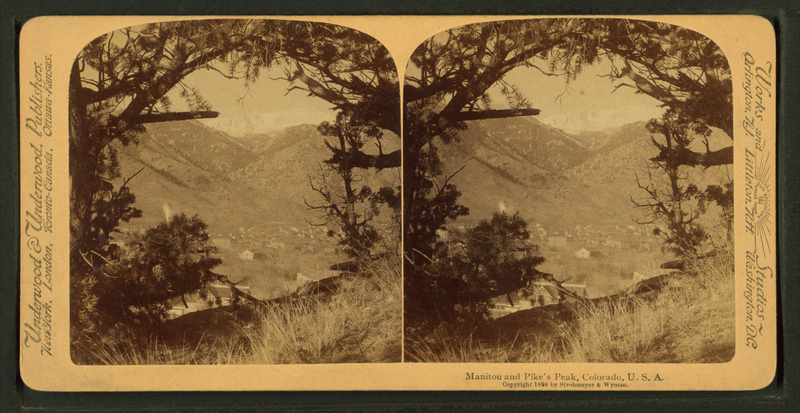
[455,108,541,122]
[652,145,733,168]
[132,111,220,124]
[323,145,401,170]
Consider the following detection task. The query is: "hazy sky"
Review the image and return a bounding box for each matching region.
[497,58,663,119]
[172,62,335,119]
[172,53,663,131]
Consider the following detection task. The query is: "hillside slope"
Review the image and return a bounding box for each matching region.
[440,118,650,230]
[116,120,400,234]
[438,117,731,235]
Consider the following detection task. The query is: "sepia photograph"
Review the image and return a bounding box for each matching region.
[67,19,401,365]
[17,15,777,391]
[403,18,736,364]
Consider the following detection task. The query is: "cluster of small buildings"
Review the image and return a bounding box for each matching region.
[165,282,251,319]
[548,235,623,250]
[210,223,328,249]
[573,248,604,260]
[489,282,587,318]
[542,222,662,250]
[237,249,268,261]
[209,221,343,261]
[204,222,341,262]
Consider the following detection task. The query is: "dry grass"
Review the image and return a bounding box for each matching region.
[405,324,513,363]
[74,254,401,365]
[81,333,251,365]
[244,258,401,364]
[407,246,735,364]
[556,247,735,363]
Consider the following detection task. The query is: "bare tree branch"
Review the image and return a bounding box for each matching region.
[132,110,219,124]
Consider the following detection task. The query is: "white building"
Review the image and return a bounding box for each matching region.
[490,282,587,318]
[574,248,591,260]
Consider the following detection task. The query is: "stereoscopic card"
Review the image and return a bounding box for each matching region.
[18,15,777,391]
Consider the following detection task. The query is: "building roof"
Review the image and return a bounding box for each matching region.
[492,291,528,307]
[207,283,250,300]
[208,284,233,299]
[492,281,587,306]
[531,284,561,300]
[167,296,187,308]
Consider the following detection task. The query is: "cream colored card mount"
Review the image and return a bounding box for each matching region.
[19,15,776,391]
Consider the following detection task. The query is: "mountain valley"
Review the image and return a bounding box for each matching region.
[113,113,731,255]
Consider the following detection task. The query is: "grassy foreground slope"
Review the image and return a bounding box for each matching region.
[406,248,734,363]
[78,254,402,365]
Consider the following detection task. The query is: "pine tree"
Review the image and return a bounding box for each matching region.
[406,212,545,331]
[75,214,221,345]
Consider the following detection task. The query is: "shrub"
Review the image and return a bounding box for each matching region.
[405,212,545,332]
[71,214,222,361]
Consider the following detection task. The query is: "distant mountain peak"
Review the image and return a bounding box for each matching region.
[538,104,665,134]
[199,108,336,137]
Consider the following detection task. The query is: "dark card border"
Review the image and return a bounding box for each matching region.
[2,1,797,411]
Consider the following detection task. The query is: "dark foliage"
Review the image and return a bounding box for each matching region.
[72,214,221,357]
[307,113,400,258]
[632,113,721,257]
[69,21,265,355]
[235,21,402,258]
[405,212,545,332]
[402,19,733,307]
